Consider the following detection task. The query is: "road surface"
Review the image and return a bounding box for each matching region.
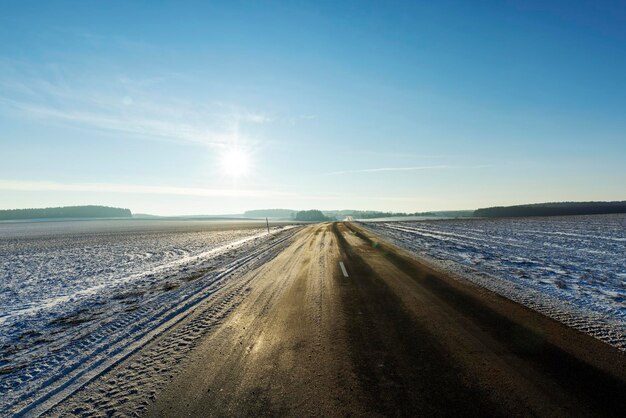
[141,222,626,417]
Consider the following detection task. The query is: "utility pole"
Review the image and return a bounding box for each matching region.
[266,217,270,234]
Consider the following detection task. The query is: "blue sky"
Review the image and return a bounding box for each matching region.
[1,0,625,215]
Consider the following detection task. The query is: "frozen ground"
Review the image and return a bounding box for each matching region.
[0,219,301,415]
[362,214,626,350]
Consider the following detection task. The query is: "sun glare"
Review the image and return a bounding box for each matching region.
[219,147,251,178]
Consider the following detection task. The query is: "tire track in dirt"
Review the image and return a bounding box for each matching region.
[53,222,626,417]
[340,222,626,417]
[43,228,301,417]
[145,223,367,417]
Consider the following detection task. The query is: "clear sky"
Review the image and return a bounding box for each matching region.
[1,1,625,215]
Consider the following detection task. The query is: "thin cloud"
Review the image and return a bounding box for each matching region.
[351,150,457,159]
[241,112,272,123]
[323,165,491,176]
[0,180,286,198]
[289,114,318,126]
[0,65,270,148]
[323,165,451,176]
[2,98,234,147]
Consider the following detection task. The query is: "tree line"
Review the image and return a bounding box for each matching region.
[0,205,133,220]
[294,210,333,222]
[474,201,626,218]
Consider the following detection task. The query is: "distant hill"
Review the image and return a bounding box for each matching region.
[0,205,132,221]
[474,201,626,218]
[243,209,296,219]
[322,209,474,220]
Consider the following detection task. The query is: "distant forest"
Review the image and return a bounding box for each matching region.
[292,209,475,221]
[325,210,474,219]
[323,210,412,219]
[294,210,332,222]
[243,209,296,219]
[474,201,626,218]
[244,208,474,220]
[0,205,133,220]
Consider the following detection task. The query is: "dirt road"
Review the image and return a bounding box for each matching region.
[144,222,626,417]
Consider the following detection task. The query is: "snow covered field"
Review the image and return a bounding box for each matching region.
[362,214,626,350]
[0,219,300,415]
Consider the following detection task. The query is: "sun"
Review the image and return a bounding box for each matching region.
[219,147,251,178]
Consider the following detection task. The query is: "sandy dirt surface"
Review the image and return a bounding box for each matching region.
[141,222,626,417]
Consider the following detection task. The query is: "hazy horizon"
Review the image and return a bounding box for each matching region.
[2,1,625,215]
[93,201,626,218]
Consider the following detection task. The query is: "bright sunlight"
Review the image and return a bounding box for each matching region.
[219,147,251,178]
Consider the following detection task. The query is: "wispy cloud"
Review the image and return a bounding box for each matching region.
[0,62,270,148]
[240,112,272,124]
[0,180,286,198]
[323,165,491,176]
[350,150,457,159]
[1,97,237,147]
[285,114,317,126]
[323,165,451,176]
